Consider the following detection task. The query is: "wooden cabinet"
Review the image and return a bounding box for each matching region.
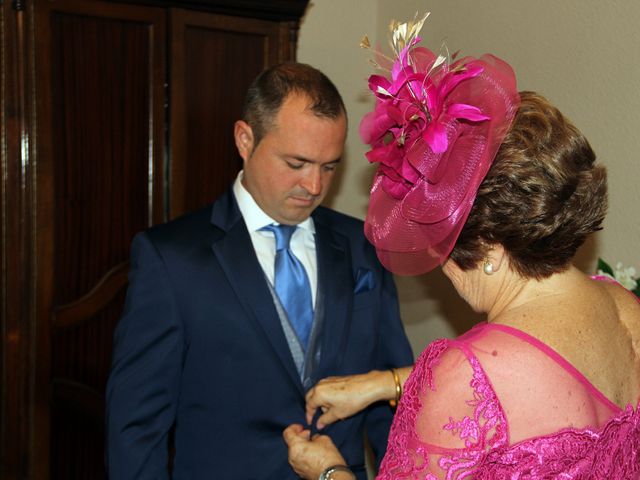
[0,0,308,478]
[169,8,291,216]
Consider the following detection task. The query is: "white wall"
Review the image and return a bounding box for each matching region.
[298,0,640,358]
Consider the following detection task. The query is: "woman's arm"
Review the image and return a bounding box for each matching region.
[306,366,412,429]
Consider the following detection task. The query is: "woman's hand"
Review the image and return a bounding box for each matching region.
[282,424,347,479]
[305,370,397,429]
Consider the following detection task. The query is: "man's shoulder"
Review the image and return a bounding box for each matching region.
[148,204,212,236]
[313,206,364,235]
[137,203,220,256]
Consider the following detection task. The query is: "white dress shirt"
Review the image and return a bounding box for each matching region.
[232,171,318,307]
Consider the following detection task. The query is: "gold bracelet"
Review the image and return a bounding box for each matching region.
[389,368,402,408]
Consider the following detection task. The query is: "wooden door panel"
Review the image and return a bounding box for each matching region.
[49,9,162,304]
[169,9,292,217]
[34,1,166,477]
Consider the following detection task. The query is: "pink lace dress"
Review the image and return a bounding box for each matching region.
[378,287,640,479]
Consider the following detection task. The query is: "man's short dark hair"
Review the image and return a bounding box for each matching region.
[242,62,346,146]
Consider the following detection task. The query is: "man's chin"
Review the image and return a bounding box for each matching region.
[279,207,316,225]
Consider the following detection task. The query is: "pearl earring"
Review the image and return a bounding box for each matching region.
[483,261,494,275]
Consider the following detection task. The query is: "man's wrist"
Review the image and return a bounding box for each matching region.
[318,464,355,480]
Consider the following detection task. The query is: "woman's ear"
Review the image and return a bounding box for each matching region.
[486,244,506,273]
[234,120,254,162]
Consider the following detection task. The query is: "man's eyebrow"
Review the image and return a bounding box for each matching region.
[289,155,342,165]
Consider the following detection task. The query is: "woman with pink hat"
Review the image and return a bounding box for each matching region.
[283,12,640,480]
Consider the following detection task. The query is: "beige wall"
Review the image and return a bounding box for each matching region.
[298,1,640,357]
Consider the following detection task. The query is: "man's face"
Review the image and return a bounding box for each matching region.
[235,94,347,225]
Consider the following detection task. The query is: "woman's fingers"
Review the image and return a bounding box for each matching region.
[316,408,342,430]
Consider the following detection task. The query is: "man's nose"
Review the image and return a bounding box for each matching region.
[301,167,322,196]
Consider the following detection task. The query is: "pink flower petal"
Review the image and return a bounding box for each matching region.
[359,110,378,144]
[359,105,397,144]
[423,122,449,153]
[365,143,401,168]
[381,174,411,199]
[368,75,393,98]
[447,103,490,122]
[439,62,484,98]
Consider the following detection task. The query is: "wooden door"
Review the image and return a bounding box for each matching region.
[169,8,295,217]
[1,1,307,478]
[33,1,166,477]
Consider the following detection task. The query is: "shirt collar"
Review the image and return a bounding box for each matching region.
[232,171,315,234]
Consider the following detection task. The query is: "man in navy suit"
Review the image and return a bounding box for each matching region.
[106,63,413,479]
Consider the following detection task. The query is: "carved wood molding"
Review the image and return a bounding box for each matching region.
[108,0,310,21]
[52,262,129,330]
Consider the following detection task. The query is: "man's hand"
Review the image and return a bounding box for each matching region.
[283,424,347,479]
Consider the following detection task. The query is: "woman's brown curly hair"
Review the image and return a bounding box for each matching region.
[449,91,608,279]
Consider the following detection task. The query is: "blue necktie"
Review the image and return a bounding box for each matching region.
[262,224,314,350]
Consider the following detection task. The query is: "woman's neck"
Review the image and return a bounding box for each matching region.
[487,265,583,324]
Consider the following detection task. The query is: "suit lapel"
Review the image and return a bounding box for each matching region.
[313,215,353,376]
[210,191,303,393]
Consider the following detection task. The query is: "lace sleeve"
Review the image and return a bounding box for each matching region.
[377,338,508,479]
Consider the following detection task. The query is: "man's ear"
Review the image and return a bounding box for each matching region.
[234,120,254,162]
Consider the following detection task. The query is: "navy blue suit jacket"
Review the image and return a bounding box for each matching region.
[106,190,413,479]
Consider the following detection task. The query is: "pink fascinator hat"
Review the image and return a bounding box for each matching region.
[360,12,520,275]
